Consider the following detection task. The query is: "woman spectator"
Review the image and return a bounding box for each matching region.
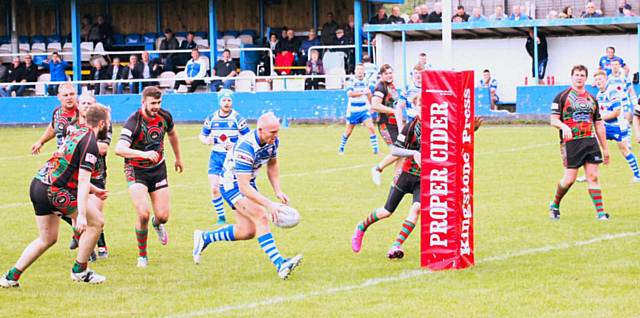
[561,6,574,18]
[305,50,325,90]
[409,13,421,24]
[268,34,279,54]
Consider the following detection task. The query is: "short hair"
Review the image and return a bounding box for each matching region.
[164,28,173,34]
[187,31,195,36]
[85,105,109,127]
[355,63,364,68]
[52,51,60,57]
[483,69,490,73]
[223,49,230,54]
[607,46,616,52]
[419,52,427,57]
[79,93,96,103]
[457,5,464,10]
[192,48,200,53]
[594,70,607,78]
[362,54,371,63]
[611,59,621,65]
[142,86,162,100]
[379,64,392,75]
[58,82,76,94]
[571,64,588,76]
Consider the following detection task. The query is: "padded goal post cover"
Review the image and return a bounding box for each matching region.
[420,70,475,270]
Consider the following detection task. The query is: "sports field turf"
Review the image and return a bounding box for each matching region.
[0,124,638,317]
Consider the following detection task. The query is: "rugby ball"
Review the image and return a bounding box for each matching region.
[274,205,300,228]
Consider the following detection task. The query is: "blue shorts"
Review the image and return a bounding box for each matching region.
[347,110,371,125]
[220,181,257,209]
[208,151,227,175]
[605,124,630,142]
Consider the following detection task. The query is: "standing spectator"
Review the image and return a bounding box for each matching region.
[468,7,486,22]
[81,16,92,42]
[280,27,289,41]
[479,69,499,110]
[581,2,603,18]
[525,29,548,85]
[121,54,142,94]
[321,12,339,45]
[179,32,198,65]
[509,5,530,20]
[489,5,507,21]
[598,46,630,76]
[618,1,632,16]
[175,48,208,93]
[331,28,353,73]
[87,15,113,48]
[305,50,325,90]
[388,6,406,24]
[452,5,470,22]
[409,14,421,24]
[369,8,388,24]
[299,29,321,67]
[419,4,430,22]
[561,6,574,18]
[88,59,107,95]
[43,52,68,96]
[159,28,180,72]
[106,57,123,94]
[137,51,162,88]
[9,55,38,97]
[211,49,237,91]
[427,2,442,22]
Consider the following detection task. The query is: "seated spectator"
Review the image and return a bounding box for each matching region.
[175,48,208,93]
[419,4,429,22]
[409,14,421,23]
[468,7,486,22]
[623,7,636,16]
[0,61,10,97]
[581,2,602,18]
[9,55,37,97]
[427,2,442,22]
[618,1,632,16]
[179,32,198,65]
[211,49,237,91]
[489,5,507,21]
[561,6,574,18]
[509,5,530,20]
[388,6,406,24]
[479,69,499,110]
[120,54,142,94]
[4,57,23,96]
[106,57,123,94]
[277,29,299,54]
[321,12,339,45]
[305,50,325,90]
[268,33,279,54]
[369,8,388,24]
[81,15,92,42]
[87,15,113,48]
[299,29,321,67]
[280,26,289,42]
[547,10,560,19]
[88,59,108,95]
[42,52,68,96]
[160,28,180,72]
[137,51,162,88]
[598,46,629,76]
[452,5,469,22]
[275,50,295,75]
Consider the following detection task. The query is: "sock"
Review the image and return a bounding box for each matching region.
[358,209,381,232]
[97,232,106,248]
[6,267,22,281]
[625,153,640,177]
[551,181,571,209]
[212,197,225,220]
[588,188,605,214]
[392,220,416,247]
[135,228,148,258]
[72,227,81,242]
[257,232,284,269]
[203,225,236,245]
[72,261,87,274]
[369,135,379,153]
[339,134,349,152]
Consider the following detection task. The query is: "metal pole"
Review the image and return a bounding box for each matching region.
[442,0,453,70]
[209,0,217,74]
[637,24,640,82]
[354,0,362,64]
[71,0,82,90]
[4,1,10,37]
[259,0,265,43]
[533,25,539,85]
[10,0,17,54]
[402,30,407,89]
[367,32,371,57]
[156,0,162,34]
[312,0,318,31]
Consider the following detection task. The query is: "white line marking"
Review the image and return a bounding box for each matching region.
[169,231,640,318]
[476,142,556,156]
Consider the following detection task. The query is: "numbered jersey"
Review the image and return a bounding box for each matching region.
[201,110,250,153]
[221,130,278,188]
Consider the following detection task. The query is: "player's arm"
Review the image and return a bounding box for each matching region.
[31,125,55,155]
[391,123,419,161]
[594,120,609,165]
[167,128,183,173]
[199,120,213,145]
[370,95,395,114]
[550,115,572,141]
[395,99,407,131]
[75,168,92,233]
[266,158,288,204]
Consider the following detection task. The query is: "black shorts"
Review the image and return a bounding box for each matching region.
[378,122,399,146]
[29,178,77,217]
[561,138,603,169]
[125,161,168,193]
[384,172,420,213]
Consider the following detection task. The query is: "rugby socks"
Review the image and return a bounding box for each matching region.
[72,227,81,243]
[203,225,236,245]
[369,135,379,154]
[212,197,226,221]
[72,260,87,274]
[339,134,349,153]
[625,154,640,177]
[6,267,22,281]
[135,228,148,258]
[588,188,605,215]
[97,232,107,248]
[392,220,416,247]
[551,181,572,209]
[358,209,381,232]
[257,233,284,269]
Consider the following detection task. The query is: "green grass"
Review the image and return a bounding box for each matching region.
[0,124,638,317]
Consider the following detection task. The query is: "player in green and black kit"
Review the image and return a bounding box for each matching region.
[549,65,611,220]
[0,105,110,288]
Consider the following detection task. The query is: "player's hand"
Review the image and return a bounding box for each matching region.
[474,117,483,131]
[93,188,109,200]
[175,159,184,173]
[412,151,421,166]
[561,126,573,141]
[142,151,160,163]
[31,142,43,155]
[603,149,610,165]
[75,214,87,234]
[276,191,289,205]
[267,203,280,224]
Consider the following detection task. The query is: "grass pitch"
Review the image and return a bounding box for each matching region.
[0,124,638,317]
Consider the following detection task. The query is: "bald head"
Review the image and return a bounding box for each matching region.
[257,112,280,129]
[257,112,280,145]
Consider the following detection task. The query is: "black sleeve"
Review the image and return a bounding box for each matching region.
[551,91,564,116]
[373,82,387,100]
[119,113,139,144]
[230,60,238,71]
[79,132,100,172]
[162,109,175,133]
[592,95,602,122]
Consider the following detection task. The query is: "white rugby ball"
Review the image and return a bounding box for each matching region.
[274,205,300,228]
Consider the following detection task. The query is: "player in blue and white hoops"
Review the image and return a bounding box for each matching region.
[594,70,640,181]
[193,113,302,279]
[338,64,379,154]
[199,89,250,224]
[608,59,637,122]
[395,64,423,132]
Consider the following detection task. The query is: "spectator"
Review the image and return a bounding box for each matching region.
[160,28,180,72]
[409,14,421,24]
[106,57,123,94]
[179,32,197,65]
[331,28,352,73]
[299,29,321,67]
[277,29,299,54]
[0,60,11,97]
[211,49,237,91]
[175,48,208,93]
[388,6,406,24]
[9,55,37,97]
[417,52,431,70]
[468,7,486,22]
[525,29,548,85]
[618,1,632,16]
[87,15,113,47]
[137,51,162,88]
[344,14,357,44]
[598,46,630,76]
[88,59,107,95]
[268,33,279,54]
[479,69,499,110]
[81,15,92,42]
[305,49,325,90]
[4,57,23,95]
[509,5,530,20]
[581,2,602,18]
[369,8,388,24]
[547,10,560,19]
[452,5,470,22]
[42,52,68,96]
[427,2,442,23]
[120,54,142,94]
[623,7,636,16]
[561,6,574,18]
[489,5,507,21]
[419,4,430,22]
[322,12,339,45]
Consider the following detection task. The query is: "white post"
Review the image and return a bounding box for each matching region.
[442,0,453,70]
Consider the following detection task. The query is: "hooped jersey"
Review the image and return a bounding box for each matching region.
[607,72,634,108]
[399,81,422,122]
[119,108,174,168]
[50,106,79,147]
[597,86,627,129]
[345,77,374,114]
[221,130,278,188]
[551,88,601,143]
[201,110,250,153]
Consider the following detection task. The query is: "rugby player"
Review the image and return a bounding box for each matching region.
[338,64,379,155]
[394,64,423,132]
[608,59,637,122]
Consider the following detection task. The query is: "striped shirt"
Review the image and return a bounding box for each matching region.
[201,110,250,153]
[597,85,627,129]
[399,81,422,122]
[607,72,633,108]
[221,130,279,188]
[345,78,373,113]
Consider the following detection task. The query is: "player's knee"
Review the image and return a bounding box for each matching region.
[138,213,150,225]
[376,208,392,219]
[255,214,269,227]
[234,224,255,240]
[211,187,221,197]
[41,234,57,247]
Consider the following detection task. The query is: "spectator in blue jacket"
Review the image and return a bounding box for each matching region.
[174,48,208,93]
[509,5,530,21]
[468,7,487,22]
[299,29,321,69]
[43,52,68,96]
